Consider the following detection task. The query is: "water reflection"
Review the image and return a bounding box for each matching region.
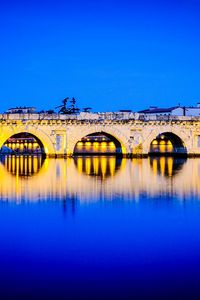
[149,157,187,177]
[2,155,200,204]
[0,155,44,176]
[74,156,122,179]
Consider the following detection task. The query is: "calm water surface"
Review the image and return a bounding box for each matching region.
[0,156,200,299]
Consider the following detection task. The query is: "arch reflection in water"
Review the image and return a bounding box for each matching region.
[149,157,187,177]
[74,156,122,179]
[1,155,44,176]
[1,156,200,205]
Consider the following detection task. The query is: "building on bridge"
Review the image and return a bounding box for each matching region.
[6,107,36,114]
[138,103,200,117]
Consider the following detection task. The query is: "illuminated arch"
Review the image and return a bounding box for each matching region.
[148,131,187,155]
[142,128,189,155]
[74,131,122,155]
[0,125,55,156]
[69,125,129,156]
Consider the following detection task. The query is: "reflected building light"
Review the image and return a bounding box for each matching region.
[0,156,195,204]
[152,159,158,176]
[93,157,99,175]
[167,157,173,177]
[100,157,107,178]
[85,157,91,175]
[77,157,83,173]
[109,157,116,176]
[160,157,166,176]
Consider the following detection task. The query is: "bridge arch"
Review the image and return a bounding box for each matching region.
[149,131,187,155]
[69,125,129,156]
[142,128,189,155]
[0,125,55,156]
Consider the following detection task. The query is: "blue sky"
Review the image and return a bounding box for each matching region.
[0,0,200,112]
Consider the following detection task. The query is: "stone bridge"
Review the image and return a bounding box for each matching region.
[0,112,200,157]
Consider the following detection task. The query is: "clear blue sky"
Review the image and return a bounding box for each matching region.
[0,0,200,112]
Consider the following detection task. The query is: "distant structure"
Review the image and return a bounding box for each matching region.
[138,103,200,117]
[55,97,80,114]
[6,107,36,114]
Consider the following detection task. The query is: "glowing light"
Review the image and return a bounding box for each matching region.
[77,158,83,173]
[93,157,99,174]
[152,159,158,175]
[77,142,83,147]
[167,157,173,176]
[109,157,116,176]
[101,142,107,148]
[93,142,99,148]
[109,142,115,148]
[100,157,107,178]
[160,157,165,176]
[85,157,91,175]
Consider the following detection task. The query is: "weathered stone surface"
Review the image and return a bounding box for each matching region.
[0,113,199,157]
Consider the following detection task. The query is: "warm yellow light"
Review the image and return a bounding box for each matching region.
[93,157,99,174]
[109,142,115,148]
[160,145,165,152]
[93,142,99,148]
[152,140,158,145]
[85,157,91,175]
[100,157,107,178]
[167,157,173,176]
[101,142,107,148]
[152,159,158,175]
[77,142,83,147]
[160,157,166,176]
[109,157,116,176]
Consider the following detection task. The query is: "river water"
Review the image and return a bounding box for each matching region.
[0,156,200,299]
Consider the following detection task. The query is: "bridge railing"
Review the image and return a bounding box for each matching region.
[1,113,200,122]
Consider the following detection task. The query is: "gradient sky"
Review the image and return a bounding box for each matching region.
[0,0,200,112]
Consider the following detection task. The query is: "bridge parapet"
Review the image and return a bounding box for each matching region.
[1,112,200,122]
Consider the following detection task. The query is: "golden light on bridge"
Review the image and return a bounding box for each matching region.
[74,133,118,155]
